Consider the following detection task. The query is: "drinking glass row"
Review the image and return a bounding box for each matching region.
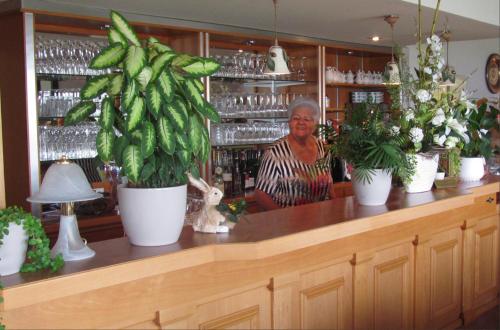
[38,123,99,161]
[211,93,303,118]
[35,35,111,76]
[211,53,307,80]
[38,89,104,118]
[211,122,289,146]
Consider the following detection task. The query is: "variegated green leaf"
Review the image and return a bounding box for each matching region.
[64,101,96,126]
[181,58,220,77]
[122,79,137,110]
[99,97,115,129]
[164,98,188,131]
[110,11,140,46]
[122,144,143,183]
[172,54,195,67]
[192,78,204,93]
[113,135,129,167]
[151,51,176,82]
[145,83,162,119]
[96,129,115,162]
[140,162,155,182]
[126,96,145,132]
[140,121,156,158]
[81,75,109,100]
[188,113,203,155]
[177,149,190,167]
[156,71,175,102]
[201,100,221,123]
[107,74,124,96]
[136,66,152,91]
[157,115,175,154]
[125,45,146,78]
[152,42,173,54]
[175,133,189,150]
[89,43,126,69]
[182,80,220,123]
[108,27,128,47]
[130,129,142,144]
[199,127,210,162]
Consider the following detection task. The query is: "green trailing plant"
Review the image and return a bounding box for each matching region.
[65,11,221,187]
[461,103,499,159]
[216,199,247,223]
[0,206,64,272]
[330,102,414,184]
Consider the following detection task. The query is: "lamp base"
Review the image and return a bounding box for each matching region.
[52,214,95,261]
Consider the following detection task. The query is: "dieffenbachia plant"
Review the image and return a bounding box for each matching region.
[65,11,220,188]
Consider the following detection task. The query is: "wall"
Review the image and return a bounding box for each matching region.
[406,38,500,100]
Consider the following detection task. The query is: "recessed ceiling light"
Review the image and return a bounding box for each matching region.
[371,36,381,42]
[245,40,256,46]
[238,49,244,53]
[347,51,354,55]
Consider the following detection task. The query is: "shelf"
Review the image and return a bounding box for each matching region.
[326,83,387,89]
[326,107,345,112]
[219,114,288,120]
[212,75,314,84]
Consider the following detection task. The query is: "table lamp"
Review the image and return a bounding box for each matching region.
[27,157,101,261]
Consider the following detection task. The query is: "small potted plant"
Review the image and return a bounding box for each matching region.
[460,101,499,181]
[0,206,64,276]
[65,11,220,246]
[331,103,413,206]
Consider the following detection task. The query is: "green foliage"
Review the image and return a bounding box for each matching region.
[216,199,247,223]
[461,103,500,159]
[64,10,220,188]
[0,206,64,273]
[330,103,414,184]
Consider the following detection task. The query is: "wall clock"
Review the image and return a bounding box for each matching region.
[485,53,500,93]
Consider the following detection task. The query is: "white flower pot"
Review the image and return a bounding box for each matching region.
[459,157,486,182]
[0,223,28,276]
[118,184,187,246]
[352,169,393,206]
[405,153,439,193]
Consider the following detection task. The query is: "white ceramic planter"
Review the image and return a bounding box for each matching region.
[0,223,28,276]
[459,157,486,182]
[352,169,392,206]
[118,184,187,246]
[405,153,439,193]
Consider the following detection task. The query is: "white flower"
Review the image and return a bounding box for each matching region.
[416,89,431,103]
[437,60,444,70]
[465,100,476,111]
[460,90,467,101]
[431,34,441,43]
[390,126,400,135]
[431,108,446,126]
[445,136,459,149]
[432,72,441,82]
[424,67,432,74]
[404,110,415,121]
[433,134,447,146]
[446,118,470,143]
[480,128,488,135]
[410,127,424,144]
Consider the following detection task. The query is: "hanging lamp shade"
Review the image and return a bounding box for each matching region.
[383,15,401,85]
[264,0,290,75]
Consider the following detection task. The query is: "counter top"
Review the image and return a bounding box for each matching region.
[2,176,499,309]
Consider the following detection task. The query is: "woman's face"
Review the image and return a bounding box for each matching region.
[289,106,317,140]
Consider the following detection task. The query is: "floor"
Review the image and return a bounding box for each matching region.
[460,306,499,330]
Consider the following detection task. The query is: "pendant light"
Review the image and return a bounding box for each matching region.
[383,15,401,85]
[264,0,290,75]
[440,28,456,87]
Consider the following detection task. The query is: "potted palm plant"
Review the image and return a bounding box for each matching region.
[65,11,220,246]
[460,102,499,181]
[331,103,413,206]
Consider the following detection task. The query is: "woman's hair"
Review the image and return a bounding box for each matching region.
[287,97,320,122]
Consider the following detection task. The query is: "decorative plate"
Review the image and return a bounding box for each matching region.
[485,53,500,93]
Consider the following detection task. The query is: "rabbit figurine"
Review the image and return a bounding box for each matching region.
[187,173,228,233]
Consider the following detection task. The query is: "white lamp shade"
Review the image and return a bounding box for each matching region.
[384,60,401,85]
[27,162,101,203]
[264,45,290,75]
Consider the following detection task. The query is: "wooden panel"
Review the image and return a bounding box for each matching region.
[299,259,353,330]
[353,241,414,330]
[0,12,31,210]
[463,215,499,324]
[414,227,463,329]
[195,286,271,330]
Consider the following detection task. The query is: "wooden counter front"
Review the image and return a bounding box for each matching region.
[1,177,499,329]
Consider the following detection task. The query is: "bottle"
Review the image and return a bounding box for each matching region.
[222,151,233,197]
[232,151,243,196]
[243,150,256,192]
[213,166,225,194]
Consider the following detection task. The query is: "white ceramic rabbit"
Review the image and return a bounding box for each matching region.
[187,173,228,233]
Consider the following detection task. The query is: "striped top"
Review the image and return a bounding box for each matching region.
[256,137,333,208]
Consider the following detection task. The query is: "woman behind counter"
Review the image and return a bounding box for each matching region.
[255,97,335,210]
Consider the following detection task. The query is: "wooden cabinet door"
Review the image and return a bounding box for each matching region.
[463,214,499,324]
[194,286,271,329]
[353,241,414,330]
[414,227,463,330]
[270,256,353,330]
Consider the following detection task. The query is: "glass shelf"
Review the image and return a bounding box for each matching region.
[212,75,314,84]
[326,83,387,89]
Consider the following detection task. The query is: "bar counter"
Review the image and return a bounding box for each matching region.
[2,177,499,329]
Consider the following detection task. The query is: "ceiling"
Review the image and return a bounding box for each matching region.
[5,0,500,47]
